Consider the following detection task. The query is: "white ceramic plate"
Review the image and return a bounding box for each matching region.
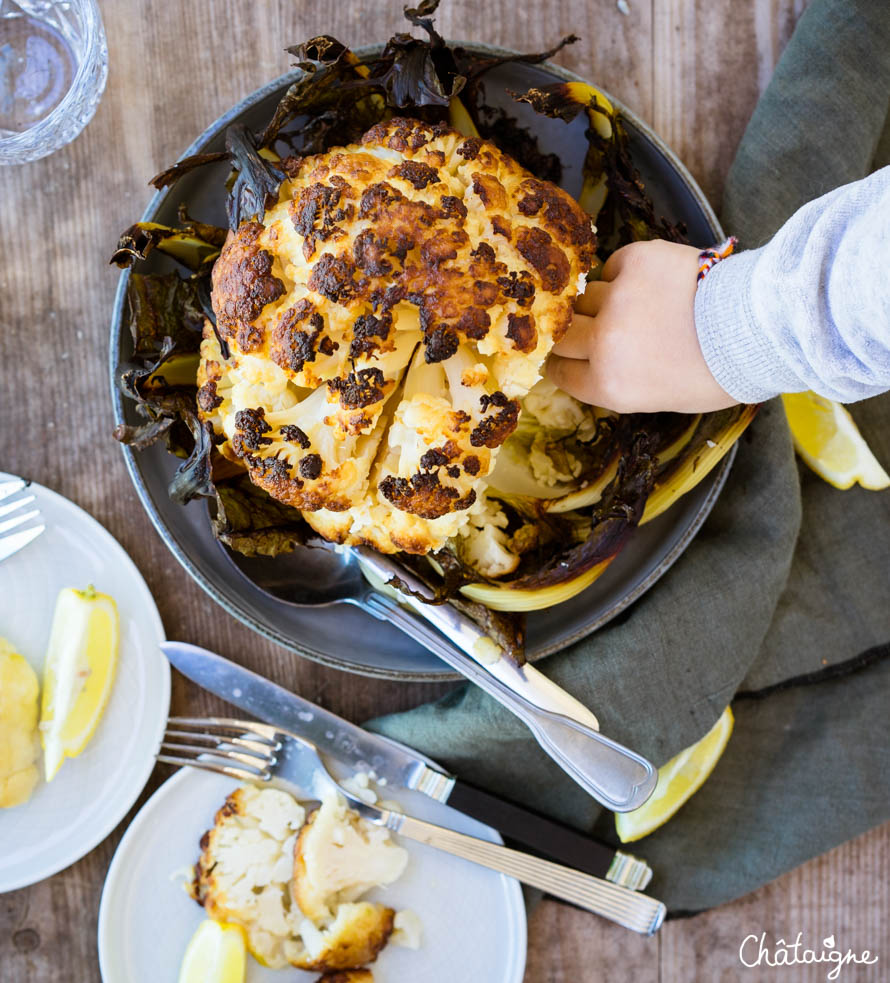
[98,768,527,982]
[0,473,169,892]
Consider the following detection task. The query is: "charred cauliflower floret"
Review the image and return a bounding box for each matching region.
[305,345,522,553]
[191,786,411,973]
[198,332,397,512]
[191,785,308,968]
[200,116,595,555]
[314,970,375,983]
[486,376,611,503]
[297,901,395,972]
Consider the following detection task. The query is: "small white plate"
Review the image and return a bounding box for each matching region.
[0,474,169,892]
[98,768,527,983]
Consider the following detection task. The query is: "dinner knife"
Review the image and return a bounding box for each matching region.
[161,641,652,890]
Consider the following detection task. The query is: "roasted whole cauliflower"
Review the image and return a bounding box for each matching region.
[191,785,412,973]
[114,23,760,618]
[198,116,595,555]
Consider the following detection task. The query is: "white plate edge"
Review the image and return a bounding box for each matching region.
[0,474,171,892]
[97,767,527,983]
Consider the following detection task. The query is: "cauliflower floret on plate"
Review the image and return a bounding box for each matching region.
[191,785,412,973]
[293,792,408,923]
[296,901,394,972]
[191,785,306,967]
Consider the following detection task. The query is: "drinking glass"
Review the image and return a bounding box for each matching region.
[0,0,108,164]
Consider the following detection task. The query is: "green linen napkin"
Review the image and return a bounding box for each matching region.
[368,0,890,912]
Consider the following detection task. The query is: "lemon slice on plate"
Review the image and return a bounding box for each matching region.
[782,392,890,491]
[615,707,734,843]
[39,586,119,781]
[178,921,247,983]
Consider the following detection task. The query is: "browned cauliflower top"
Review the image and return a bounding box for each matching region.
[200,117,595,553]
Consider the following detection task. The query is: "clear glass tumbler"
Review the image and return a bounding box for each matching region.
[0,0,108,164]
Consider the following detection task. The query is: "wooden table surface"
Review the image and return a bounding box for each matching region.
[2,1,887,980]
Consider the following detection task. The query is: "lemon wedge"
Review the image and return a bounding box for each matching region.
[39,586,119,781]
[782,392,890,491]
[615,707,734,843]
[178,921,247,983]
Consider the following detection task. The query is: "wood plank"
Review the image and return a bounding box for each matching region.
[524,895,661,982]
[652,0,808,211]
[657,820,890,983]
[1,1,887,981]
[525,821,889,982]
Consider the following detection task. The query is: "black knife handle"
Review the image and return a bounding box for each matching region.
[447,779,627,881]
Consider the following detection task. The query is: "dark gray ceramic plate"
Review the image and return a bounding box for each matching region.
[110,43,730,681]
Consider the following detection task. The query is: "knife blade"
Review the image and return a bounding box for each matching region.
[161,641,652,889]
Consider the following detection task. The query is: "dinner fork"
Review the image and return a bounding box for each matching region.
[159,717,666,936]
[0,478,44,563]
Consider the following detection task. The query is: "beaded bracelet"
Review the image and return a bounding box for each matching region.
[696,236,738,282]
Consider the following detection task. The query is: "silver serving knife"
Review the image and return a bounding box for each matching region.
[352,546,602,731]
[161,641,653,890]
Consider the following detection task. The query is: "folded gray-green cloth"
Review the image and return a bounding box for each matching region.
[369,0,890,911]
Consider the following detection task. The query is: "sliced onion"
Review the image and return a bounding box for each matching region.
[459,558,613,611]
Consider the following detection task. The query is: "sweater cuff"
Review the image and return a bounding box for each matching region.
[694,249,786,403]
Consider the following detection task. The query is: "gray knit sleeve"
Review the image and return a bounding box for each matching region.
[694,166,890,404]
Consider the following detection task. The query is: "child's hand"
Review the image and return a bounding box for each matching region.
[547,240,738,413]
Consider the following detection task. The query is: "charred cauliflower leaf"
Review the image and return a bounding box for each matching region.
[200,116,595,555]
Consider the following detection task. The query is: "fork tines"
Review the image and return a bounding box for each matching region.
[158,716,282,783]
[0,478,45,562]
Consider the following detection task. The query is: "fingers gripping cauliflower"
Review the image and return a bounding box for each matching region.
[192,785,411,973]
[198,116,595,555]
